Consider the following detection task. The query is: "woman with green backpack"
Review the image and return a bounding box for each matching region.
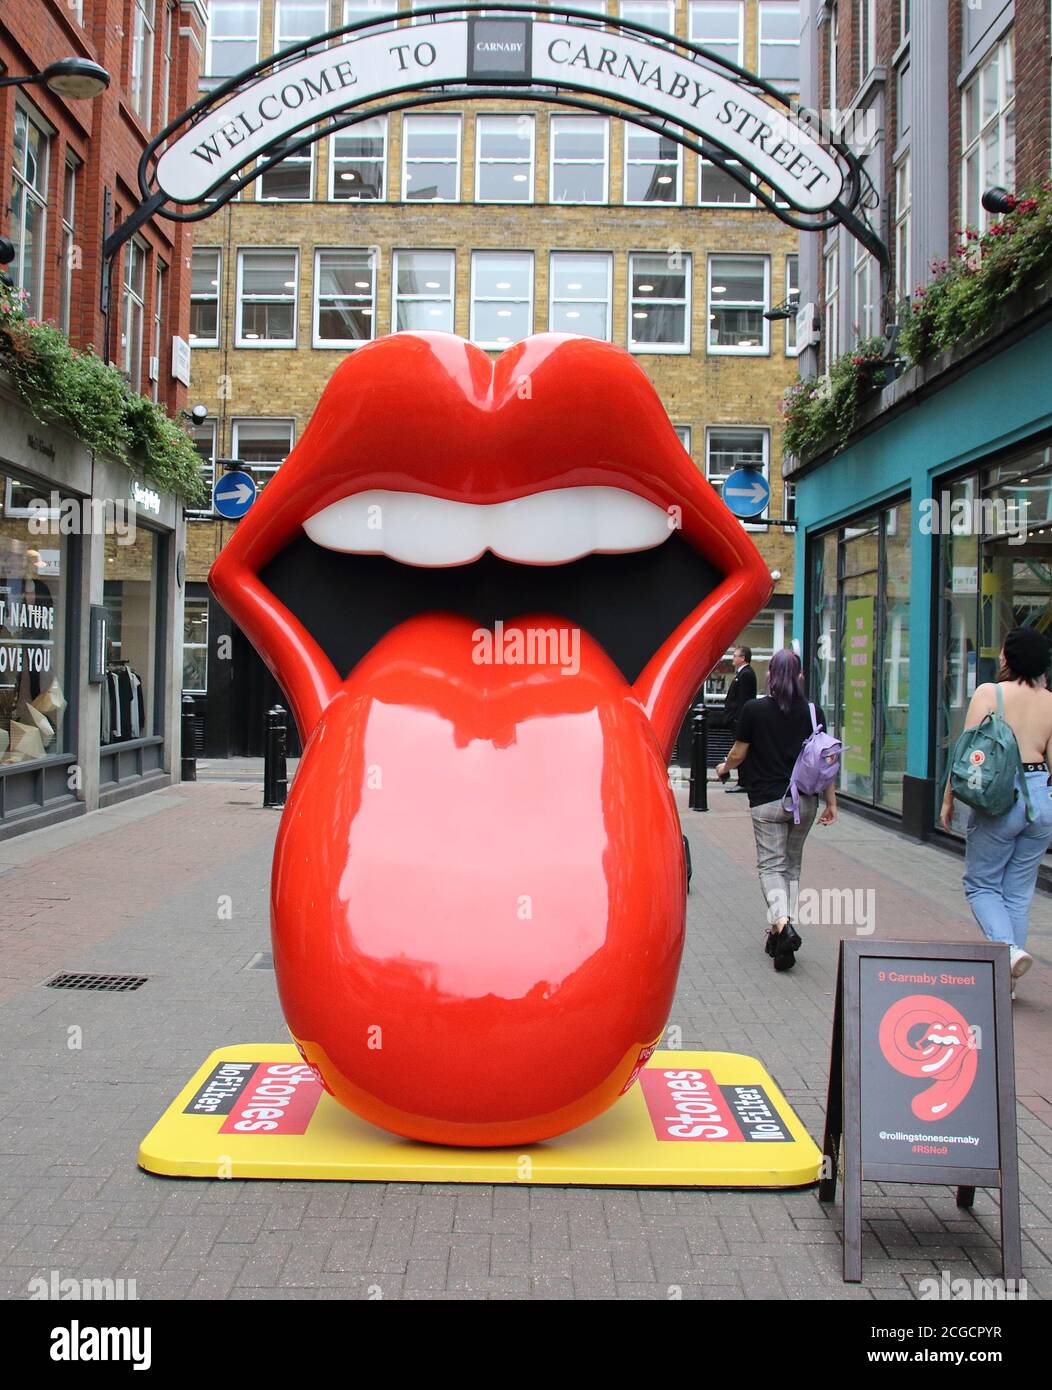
[940,626,1052,994]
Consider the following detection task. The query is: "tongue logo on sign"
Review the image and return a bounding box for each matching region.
[208,333,772,1148]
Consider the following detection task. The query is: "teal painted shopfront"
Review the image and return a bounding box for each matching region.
[789,312,1052,841]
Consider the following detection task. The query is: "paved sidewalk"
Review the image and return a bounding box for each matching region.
[0,769,1048,1301]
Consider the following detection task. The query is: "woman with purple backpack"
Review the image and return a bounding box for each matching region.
[715,649,839,972]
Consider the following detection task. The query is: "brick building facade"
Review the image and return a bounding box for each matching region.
[0,2,205,836]
[182,0,805,756]
[790,0,1052,840]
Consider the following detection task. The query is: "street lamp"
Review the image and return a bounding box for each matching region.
[0,58,110,100]
[982,186,1017,216]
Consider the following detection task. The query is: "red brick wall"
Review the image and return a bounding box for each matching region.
[1015,0,1051,190]
[0,0,203,415]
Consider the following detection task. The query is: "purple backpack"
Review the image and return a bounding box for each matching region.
[782,704,842,824]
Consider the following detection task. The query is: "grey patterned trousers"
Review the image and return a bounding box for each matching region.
[749,795,819,925]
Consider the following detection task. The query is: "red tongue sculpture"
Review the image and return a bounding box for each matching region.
[274,614,684,1146]
[209,332,772,1147]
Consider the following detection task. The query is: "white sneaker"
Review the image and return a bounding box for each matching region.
[1010,947,1033,981]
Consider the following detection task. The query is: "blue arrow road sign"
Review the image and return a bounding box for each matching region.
[722,468,770,519]
[212,470,257,519]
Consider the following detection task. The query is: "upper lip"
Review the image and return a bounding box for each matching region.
[208,331,771,757]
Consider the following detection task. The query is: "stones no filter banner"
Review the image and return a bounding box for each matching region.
[154,20,843,211]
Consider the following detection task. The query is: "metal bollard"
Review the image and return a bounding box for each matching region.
[264,704,288,809]
[181,695,197,783]
[688,707,708,812]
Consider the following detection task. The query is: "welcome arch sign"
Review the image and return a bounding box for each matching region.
[108,4,884,265]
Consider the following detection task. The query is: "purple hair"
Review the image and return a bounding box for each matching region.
[766,648,804,714]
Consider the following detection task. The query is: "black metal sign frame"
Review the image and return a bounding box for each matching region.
[820,939,1022,1284]
[103,4,885,267]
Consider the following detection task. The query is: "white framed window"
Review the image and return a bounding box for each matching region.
[151,260,166,402]
[183,595,210,692]
[549,252,612,340]
[624,123,681,203]
[823,236,840,370]
[708,254,769,354]
[706,427,770,526]
[206,0,260,76]
[688,2,744,68]
[161,2,175,128]
[59,158,77,336]
[894,154,911,303]
[856,0,875,85]
[9,104,49,317]
[785,253,800,356]
[961,34,1015,234]
[476,115,535,202]
[189,419,218,510]
[674,425,692,454]
[275,0,328,55]
[257,135,314,199]
[628,252,691,353]
[190,248,222,346]
[758,2,800,91]
[313,248,377,347]
[393,250,455,332]
[231,418,295,490]
[130,0,156,122]
[121,238,148,392]
[550,115,608,204]
[330,117,387,199]
[897,57,912,144]
[470,252,533,349]
[784,480,796,529]
[342,0,399,33]
[698,156,754,205]
[402,114,461,201]
[236,248,298,346]
[620,1,675,43]
[852,243,877,343]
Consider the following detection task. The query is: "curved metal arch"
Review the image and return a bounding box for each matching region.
[169,86,849,245]
[108,4,884,267]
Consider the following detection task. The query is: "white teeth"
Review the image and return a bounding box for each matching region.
[302,487,672,567]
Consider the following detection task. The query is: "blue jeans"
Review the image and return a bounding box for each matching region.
[962,769,1052,948]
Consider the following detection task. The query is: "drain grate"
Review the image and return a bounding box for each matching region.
[45,972,148,992]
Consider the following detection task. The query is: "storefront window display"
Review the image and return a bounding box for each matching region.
[936,440,1052,833]
[0,474,71,765]
[102,527,161,744]
[182,594,209,693]
[808,499,911,813]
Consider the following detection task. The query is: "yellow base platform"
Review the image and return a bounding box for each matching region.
[139,1046,822,1187]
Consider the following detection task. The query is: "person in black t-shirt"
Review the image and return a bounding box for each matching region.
[715,649,837,971]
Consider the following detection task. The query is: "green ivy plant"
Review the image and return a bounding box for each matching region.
[0,279,206,504]
[781,337,890,460]
[782,180,1052,464]
[898,179,1052,364]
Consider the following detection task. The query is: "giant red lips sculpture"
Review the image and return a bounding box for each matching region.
[209,333,771,1147]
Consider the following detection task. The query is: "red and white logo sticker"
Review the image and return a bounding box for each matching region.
[969,750,986,766]
[639,1069,745,1142]
[219,1063,322,1135]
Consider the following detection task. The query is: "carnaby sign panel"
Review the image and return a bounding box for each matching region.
[859,958,1000,1171]
[153,18,843,210]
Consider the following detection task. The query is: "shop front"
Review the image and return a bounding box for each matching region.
[791,313,1052,841]
[0,378,185,838]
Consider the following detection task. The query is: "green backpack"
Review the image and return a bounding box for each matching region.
[949,686,1035,821]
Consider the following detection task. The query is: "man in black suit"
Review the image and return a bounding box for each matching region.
[721,645,757,793]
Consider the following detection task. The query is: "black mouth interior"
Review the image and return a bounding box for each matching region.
[262,532,723,686]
